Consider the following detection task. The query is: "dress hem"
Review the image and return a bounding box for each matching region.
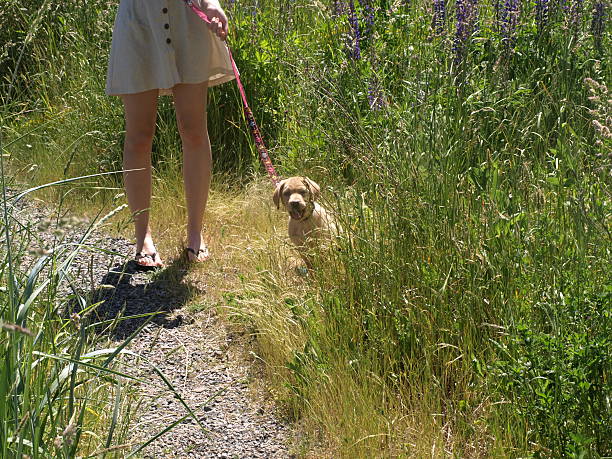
[105,70,235,97]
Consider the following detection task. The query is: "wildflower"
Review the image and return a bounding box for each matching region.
[585,77,612,148]
[568,0,584,37]
[584,77,599,88]
[70,313,82,330]
[591,0,605,50]
[54,423,77,449]
[500,0,519,51]
[535,0,549,33]
[358,0,375,37]
[432,0,446,34]
[593,120,611,138]
[453,0,478,63]
[333,0,346,17]
[559,0,570,24]
[454,0,467,60]
[347,0,361,59]
[493,0,502,31]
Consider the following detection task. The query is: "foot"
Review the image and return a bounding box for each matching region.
[184,246,210,263]
[134,235,163,268]
[185,232,210,263]
[134,251,164,268]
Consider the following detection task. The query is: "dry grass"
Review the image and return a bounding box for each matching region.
[146,176,293,301]
[10,168,515,458]
[103,176,493,458]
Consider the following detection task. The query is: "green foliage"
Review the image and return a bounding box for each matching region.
[492,284,611,456]
[2,0,611,455]
[0,193,136,457]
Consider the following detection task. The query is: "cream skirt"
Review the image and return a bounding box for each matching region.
[106,0,234,96]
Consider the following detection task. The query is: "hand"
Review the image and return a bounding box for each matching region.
[198,0,229,40]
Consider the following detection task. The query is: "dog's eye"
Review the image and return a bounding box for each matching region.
[298,189,307,195]
[283,189,291,196]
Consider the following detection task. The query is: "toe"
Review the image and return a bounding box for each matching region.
[135,252,163,268]
[185,246,210,263]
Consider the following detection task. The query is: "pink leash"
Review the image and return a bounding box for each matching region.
[183,0,281,187]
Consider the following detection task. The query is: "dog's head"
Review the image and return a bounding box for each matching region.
[273,176,321,220]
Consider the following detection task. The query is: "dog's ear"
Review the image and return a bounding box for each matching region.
[304,177,321,201]
[273,180,286,209]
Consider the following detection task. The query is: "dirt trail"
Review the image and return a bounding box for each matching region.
[17,199,293,458]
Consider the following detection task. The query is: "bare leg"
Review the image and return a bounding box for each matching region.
[172,82,212,262]
[121,89,163,267]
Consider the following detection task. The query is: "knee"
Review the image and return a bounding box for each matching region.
[178,121,208,147]
[124,127,155,154]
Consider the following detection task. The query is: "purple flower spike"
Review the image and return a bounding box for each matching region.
[500,0,519,51]
[453,0,467,61]
[494,0,502,30]
[560,0,570,16]
[333,0,347,17]
[358,0,375,37]
[591,0,606,50]
[453,0,478,64]
[535,0,549,33]
[347,0,361,59]
[568,0,584,36]
[433,0,446,35]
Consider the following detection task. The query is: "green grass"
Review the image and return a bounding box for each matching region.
[1,0,610,456]
[0,179,136,457]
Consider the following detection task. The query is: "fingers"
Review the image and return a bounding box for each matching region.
[207,12,228,40]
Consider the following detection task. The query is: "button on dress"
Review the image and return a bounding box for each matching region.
[106,0,235,96]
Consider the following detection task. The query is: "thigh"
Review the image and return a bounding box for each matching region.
[121,89,159,142]
[173,83,209,139]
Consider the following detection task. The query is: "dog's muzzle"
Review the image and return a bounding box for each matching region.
[288,200,314,221]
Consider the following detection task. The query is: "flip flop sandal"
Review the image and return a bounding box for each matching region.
[184,247,210,263]
[134,252,163,269]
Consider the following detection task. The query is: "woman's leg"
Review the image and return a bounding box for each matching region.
[121,89,163,267]
[173,82,212,262]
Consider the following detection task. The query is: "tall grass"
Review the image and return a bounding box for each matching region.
[2,0,610,456]
[0,4,214,456]
[224,0,611,456]
[0,168,143,457]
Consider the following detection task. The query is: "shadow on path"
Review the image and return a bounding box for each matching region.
[89,257,198,340]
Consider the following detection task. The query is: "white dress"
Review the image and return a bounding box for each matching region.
[105,0,234,96]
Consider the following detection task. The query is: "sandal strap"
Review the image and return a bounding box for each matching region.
[186,247,208,255]
[136,252,157,260]
[185,247,210,261]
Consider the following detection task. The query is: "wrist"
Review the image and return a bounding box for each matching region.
[198,0,221,9]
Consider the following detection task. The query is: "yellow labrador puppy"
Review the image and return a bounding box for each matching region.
[272,176,336,268]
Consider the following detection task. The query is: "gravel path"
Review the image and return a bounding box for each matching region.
[13,198,293,458]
